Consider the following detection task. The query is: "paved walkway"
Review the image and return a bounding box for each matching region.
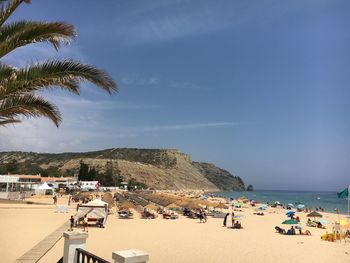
[15,221,69,263]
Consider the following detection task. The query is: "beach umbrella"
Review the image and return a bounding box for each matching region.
[119,201,136,209]
[282,219,299,225]
[275,201,281,205]
[287,203,294,207]
[286,211,295,218]
[215,203,229,209]
[307,211,322,218]
[166,203,180,210]
[144,203,159,211]
[339,219,349,226]
[296,204,305,210]
[186,202,202,209]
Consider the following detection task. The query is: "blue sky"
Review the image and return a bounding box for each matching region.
[0,0,349,191]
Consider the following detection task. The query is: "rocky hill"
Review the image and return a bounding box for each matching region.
[0,148,245,191]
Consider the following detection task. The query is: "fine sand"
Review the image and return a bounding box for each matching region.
[0,195,349,263]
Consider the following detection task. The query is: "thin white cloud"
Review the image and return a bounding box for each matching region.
[113,1,258,45]
[124,122,240,133]
[120,76,160,86]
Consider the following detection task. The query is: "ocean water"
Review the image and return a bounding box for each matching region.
[212,190,349,215]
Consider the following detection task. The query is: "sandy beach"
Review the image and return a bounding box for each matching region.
[0,193,349,263]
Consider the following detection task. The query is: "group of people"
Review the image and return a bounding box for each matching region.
[223,212,243,229]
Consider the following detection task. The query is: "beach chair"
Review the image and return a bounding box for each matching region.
[275,226,286,234]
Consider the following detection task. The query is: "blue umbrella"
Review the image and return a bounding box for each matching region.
[286,211,295,215]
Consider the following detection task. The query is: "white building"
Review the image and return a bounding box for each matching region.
[80,181,99,191]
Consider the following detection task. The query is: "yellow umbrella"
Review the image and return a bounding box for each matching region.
[339,219,349,226]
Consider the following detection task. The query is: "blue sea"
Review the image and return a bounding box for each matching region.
[212,190,349,215]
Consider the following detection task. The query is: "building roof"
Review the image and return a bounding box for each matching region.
[41,177,75,182]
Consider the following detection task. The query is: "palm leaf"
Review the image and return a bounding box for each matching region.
[0,0,31,27]
[0,20,76,58]
[0,93,61,126]
[13,59,117,94]
[0,117,21,125]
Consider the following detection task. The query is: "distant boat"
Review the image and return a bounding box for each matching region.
[317,197,321,200]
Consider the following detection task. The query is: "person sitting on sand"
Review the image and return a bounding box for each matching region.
[295,216,300,222]
[291,226,296,235]
[233,221,241,229]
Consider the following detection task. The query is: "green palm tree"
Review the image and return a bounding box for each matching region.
[0,0,117,127]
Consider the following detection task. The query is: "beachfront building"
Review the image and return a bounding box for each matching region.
[41,177,77,190]
[0,174,35,199]
[80,181,99,191]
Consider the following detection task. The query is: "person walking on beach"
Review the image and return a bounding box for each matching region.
[69,216,75,231]
[68,194,72,206]
[198,210,203,223]
[83,215,88,232]
[53,195,57,205]
[223,213,229,227]
[203,211,207,223]
[231,212,235,228]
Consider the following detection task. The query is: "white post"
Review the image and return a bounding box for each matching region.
[112,249,149,263]
[63,231,88,263]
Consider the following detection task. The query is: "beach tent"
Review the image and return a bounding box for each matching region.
[75,199,108,226]
[35,182,53,195]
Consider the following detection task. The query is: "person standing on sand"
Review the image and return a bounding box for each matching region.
[69,216,75,231]
[83,215,88,232]
[68,194,72,206]
[231,212,235,228]
[223,213,229,227]
[53,195,57,205]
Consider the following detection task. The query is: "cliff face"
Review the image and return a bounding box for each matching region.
[193,162,245,191]
[0,148,245,191]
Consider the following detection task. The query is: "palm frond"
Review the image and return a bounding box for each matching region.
[0,20,76,58]
[13,59,117,94]
[0,117,21,126]
[0,0,31,27]
[0,62,16,79]
[0,93,61,126]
